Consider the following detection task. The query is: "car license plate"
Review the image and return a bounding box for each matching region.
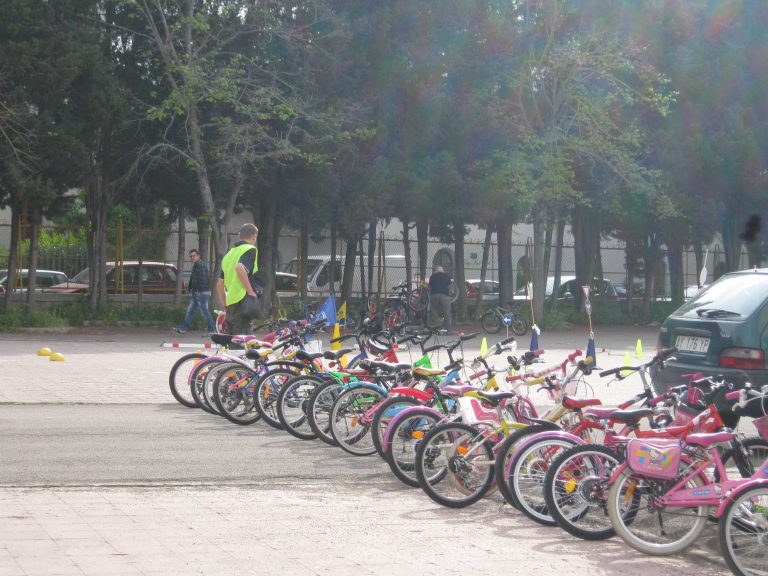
[675,335,710,354]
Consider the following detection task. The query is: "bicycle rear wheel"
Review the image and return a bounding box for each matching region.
[606,467,708,555]
[415,422,495,508]
[480,310,502,334]
[543,444,622,540]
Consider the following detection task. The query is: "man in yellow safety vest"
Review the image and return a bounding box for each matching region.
[215,223,260,335]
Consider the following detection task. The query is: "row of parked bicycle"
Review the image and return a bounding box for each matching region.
[168,317,768,576]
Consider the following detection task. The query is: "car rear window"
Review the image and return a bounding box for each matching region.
[674,273,768,319]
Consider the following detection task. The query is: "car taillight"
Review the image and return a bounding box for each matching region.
[719,347,765,370]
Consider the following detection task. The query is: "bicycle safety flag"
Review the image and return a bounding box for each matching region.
[529,324,540,352]
[313,294,337,328]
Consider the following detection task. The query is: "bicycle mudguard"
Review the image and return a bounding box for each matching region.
[510,430,586,460]
[187,354,254,386]
[390,387,432,402]
[380,405,444,455]
[714,478,768,517]
[341,382,389,395]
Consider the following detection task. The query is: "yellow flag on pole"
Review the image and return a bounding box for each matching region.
[337,302,347,322]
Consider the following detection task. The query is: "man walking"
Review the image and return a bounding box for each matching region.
[174,249,216,335]
[215,223,261,335]
[429,265,453,334]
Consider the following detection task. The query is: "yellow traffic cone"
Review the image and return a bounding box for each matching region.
[37,347,52,356]
[635,339,644,359]
[480,337,488,358]
[331,323,341,351]
[620,351,631,377]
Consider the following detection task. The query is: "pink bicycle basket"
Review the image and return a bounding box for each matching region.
[754,415,768,441]
[627,438,682,480]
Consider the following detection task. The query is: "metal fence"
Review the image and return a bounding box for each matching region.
[0,220,754,298]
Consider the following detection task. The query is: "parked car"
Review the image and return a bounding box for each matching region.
[44,261,180,294]
[465,279,500,302]
[513,276,624,302]
[0,269,69,293]
[651,268,768,393]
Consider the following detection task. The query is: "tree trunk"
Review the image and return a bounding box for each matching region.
[416,218,428,282]
[531,210,546,324]
[551,217,565,306]
[497,218,513,306]
[330,221,337,297]
[475,225,494,318]
[367,220,377,299]
[358,238,366,302]
[721,216,743,272]
[175,209,185,305]
[25,206,40,310]
[572,204,599,311]
[3,208,21,311]
[402,220,412,291]
[136,207,144,307]
[667,239,685,306]
[453,217,466,320]
[256,199,276,315]
[341,234,359,306]
[300,202,309,302]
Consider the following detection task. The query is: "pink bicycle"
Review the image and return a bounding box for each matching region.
[605,383,768,573]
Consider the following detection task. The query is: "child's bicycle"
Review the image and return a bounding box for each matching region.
[479,302,529,336]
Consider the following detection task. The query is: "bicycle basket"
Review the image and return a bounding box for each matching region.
[626,438,682,480]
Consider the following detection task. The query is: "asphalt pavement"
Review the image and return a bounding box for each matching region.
[0,324,733,576]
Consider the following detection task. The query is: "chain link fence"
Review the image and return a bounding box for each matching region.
[0,220,753,299]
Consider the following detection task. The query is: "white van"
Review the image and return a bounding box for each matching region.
[283,254,407,297]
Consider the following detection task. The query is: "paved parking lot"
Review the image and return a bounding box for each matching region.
[0,325,733,575]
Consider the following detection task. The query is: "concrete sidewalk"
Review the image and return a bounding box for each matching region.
[0,482,728,576]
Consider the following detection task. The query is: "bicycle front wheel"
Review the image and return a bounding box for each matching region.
[371,396,421,459]
[253,368,296,429]
[277,375,323,440]
[213,365,262,425]
[480,310,502,334]
[510,313,529,336]
[718,485,768,576]
[386,409,444,487]
[543,444,622,540]
[330,386,386,456]
[607,467,709,555]
[307,380,342,446]
[169,352,206,408]
[415,422,495,508]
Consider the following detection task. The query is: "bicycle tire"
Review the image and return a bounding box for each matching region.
[371,396,421,459]
[203,360,242,415]
[508,435,580,525]
[329,385,386,456]
[606,466,709,555]
[189,358,221,415]
[493,424,556,508]
[510,314,529,337]
[543,444,622,540]
[386,409,444,487]
[718,484,768,576]
[169,352,206,408]
[307,380,342,446]
[409,289,429,313]
[480,310,502,334]
[213,365,263,425]
[382,301,409,332]
[276,374,324,440]
[415,422,495,508]
[253,368,297,429]
[448,281,460,304]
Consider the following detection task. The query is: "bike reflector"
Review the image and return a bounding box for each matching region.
[626,438,681,480]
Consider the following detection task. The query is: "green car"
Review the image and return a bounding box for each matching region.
[652,268,768,393]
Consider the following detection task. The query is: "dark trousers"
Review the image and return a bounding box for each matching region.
[226,296,261,335]
[429,293,452,331]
